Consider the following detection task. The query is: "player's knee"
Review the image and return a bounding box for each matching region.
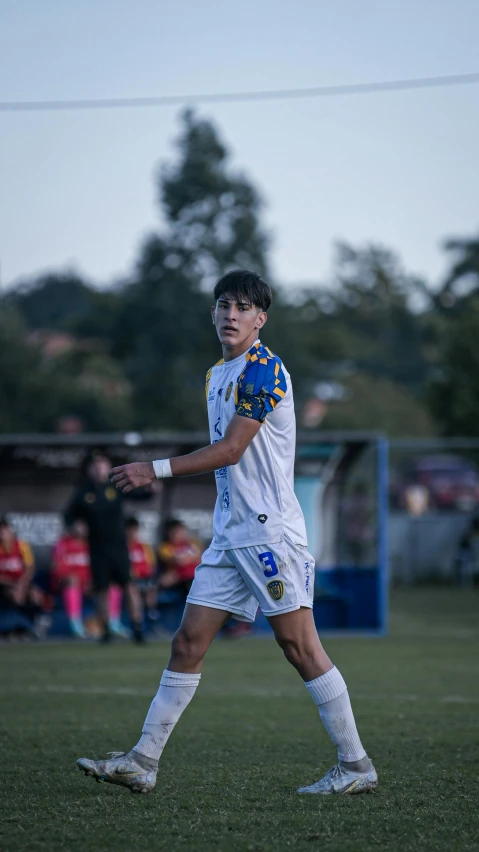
[276,636,316,671]
[170,627,206,667]
[276,635,303,668]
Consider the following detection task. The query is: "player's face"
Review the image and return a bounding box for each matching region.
[89,456,110,483]
[170,524,188,544]
[72,519,88,539]
[212,295,267,355]
[0,524,14,548]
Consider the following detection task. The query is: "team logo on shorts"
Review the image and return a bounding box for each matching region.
[266,579,284,601]
[225,381,233,402]
[305,561,311,594]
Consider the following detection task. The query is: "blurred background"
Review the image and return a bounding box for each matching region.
[1,0,479,639]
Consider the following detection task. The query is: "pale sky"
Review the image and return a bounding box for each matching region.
[1,0,478,291]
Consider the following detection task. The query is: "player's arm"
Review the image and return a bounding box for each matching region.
[15,541,35,599]
[52,540,65,575]
[64,489,86,527]
[109,415,261,494]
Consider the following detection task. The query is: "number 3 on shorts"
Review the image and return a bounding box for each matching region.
[258,551,278,577]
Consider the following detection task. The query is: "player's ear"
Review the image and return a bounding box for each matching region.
[211,305,216,325]
[255,311,267,330]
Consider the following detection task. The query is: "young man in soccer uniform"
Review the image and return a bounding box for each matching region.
[78,270,377,796]
[125,516,158,624]
[158,519,202,597]
[51,519,91,639]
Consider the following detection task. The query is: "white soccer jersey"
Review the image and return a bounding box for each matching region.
[205,339,307,550]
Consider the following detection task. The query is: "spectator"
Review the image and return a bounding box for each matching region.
[0,516,49,638]
[64,451,145,643]
[125,517,158,626]
[158,519,202,601]
[51,519,91,638]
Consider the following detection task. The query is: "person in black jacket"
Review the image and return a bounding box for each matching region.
[65,451,144,642]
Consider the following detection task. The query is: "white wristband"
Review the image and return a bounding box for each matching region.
[152,458,172,479]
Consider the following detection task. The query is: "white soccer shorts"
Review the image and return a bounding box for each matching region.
[186,537,315,622]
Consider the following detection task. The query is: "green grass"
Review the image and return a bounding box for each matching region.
[1,588,479,852]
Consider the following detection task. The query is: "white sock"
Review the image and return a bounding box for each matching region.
[133,670,201,762]
[305,666,367,764]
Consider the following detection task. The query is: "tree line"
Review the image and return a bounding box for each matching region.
[1,110,478,437]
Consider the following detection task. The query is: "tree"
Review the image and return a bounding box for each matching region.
[322,372,436,436]
[441,234,479,304]
[426,233,479,435]
[0,111,453,438]
[160,110,270,285]
[322,243,433,391]
[111,243,214,430]
[0,307,56,432]
[0,307,132,433]
[107,111,272,429]
[5,273,95,331]
[429,296,479,435]
[266,245,436,430]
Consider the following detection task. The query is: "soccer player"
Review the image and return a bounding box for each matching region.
[77,270,377,796]
[125,516,157,624]
[0,516,48,636]
[158,518,202,598]
[51,519,91,638]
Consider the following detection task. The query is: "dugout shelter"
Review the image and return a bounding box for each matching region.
[0,430,388,635]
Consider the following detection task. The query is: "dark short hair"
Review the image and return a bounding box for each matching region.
[214,269,272,312]
[162,518,185,539]
[81,449,110,475]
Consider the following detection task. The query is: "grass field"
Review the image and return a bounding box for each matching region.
[1,588,478,852]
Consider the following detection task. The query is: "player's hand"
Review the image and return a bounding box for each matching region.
[109,462,155,494]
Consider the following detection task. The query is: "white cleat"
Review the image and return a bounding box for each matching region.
[297,763,378,795]
[77,751,156,794]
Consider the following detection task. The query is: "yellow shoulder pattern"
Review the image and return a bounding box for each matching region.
[205,358,225,400]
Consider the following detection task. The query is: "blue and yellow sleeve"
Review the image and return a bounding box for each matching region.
[236,348,287,423]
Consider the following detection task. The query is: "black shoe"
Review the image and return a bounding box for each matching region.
[99,629,112,644]
[132,625,146,644]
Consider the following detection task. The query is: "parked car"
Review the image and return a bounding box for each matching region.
[392,455,479,512]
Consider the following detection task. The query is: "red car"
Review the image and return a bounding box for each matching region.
[394,455,479,512]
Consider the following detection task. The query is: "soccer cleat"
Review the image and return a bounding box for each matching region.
[131,625,146,644]
[77,751,156,794]
[108,620,131,639]
[69,619,89,639]
[32,614,52,640]
[297,763,378,795]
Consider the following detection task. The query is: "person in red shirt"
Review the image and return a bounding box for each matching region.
[52,520,91,638]
[157,519,202,599]
[0,516,46,636]
[125,517,157,626]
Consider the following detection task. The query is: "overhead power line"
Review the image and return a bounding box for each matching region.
[1,71,479,114]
